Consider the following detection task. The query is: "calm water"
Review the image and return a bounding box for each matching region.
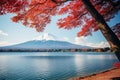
[0,52,118,80]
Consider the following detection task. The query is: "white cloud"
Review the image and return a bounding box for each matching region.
[34,33,56,40]
[98,42,109,47]
[0,30,8,36]
[74,36,109,48]
[74,36,87,45]
[86,42,109,48]
[63,37,70,42]
[0,41,10,46]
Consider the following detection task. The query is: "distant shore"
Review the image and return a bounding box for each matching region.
[0,47,111,52]
[68,68,120,80]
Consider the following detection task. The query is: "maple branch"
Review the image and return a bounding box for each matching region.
[20,2,42,19]
[29,0,47,6]
[34,7,56,18]
[51,0,74,4]
[0,0,7,6]
[71,12,88,24]
[103,0,120,20]
[25,0,59,17]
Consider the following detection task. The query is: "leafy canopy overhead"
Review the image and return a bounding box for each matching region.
[0,0,120,37]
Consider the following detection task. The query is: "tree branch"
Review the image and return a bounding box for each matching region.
[51,0,74,4]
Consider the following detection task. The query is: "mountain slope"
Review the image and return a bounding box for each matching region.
[0,40,91,49]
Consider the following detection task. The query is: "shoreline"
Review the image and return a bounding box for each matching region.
[68,68,120,80]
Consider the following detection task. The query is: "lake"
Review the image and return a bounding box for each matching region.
[0,52,119,80]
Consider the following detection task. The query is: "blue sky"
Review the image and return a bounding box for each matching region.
[0,11,120,47]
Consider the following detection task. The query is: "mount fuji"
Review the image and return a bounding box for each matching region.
[0,40,91,50]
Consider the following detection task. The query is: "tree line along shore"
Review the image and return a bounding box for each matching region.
[0,47,111,52]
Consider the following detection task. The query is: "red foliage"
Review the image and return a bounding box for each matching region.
[0,0,120,37]
[57,0,120,37]
[0,0,28,15]
[9,0,58,32]
[114,62,120,68]
[111,23,120,39]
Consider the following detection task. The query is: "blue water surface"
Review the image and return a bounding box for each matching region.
[0,52,118,80]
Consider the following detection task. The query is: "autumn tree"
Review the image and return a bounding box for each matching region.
[0,0,120,60]
[112,23,120,39]
[0,0,28,15]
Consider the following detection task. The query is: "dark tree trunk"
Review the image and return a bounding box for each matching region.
[82,0,120,61]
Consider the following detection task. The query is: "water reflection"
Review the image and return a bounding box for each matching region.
[21,53,76,80]
[74,54,84,69]
[0,52,118,80]
[86,54,117,60]
[32,57,50,79]
[74,53,118,76]
[0,56,9,79]
[0,56,8,65]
